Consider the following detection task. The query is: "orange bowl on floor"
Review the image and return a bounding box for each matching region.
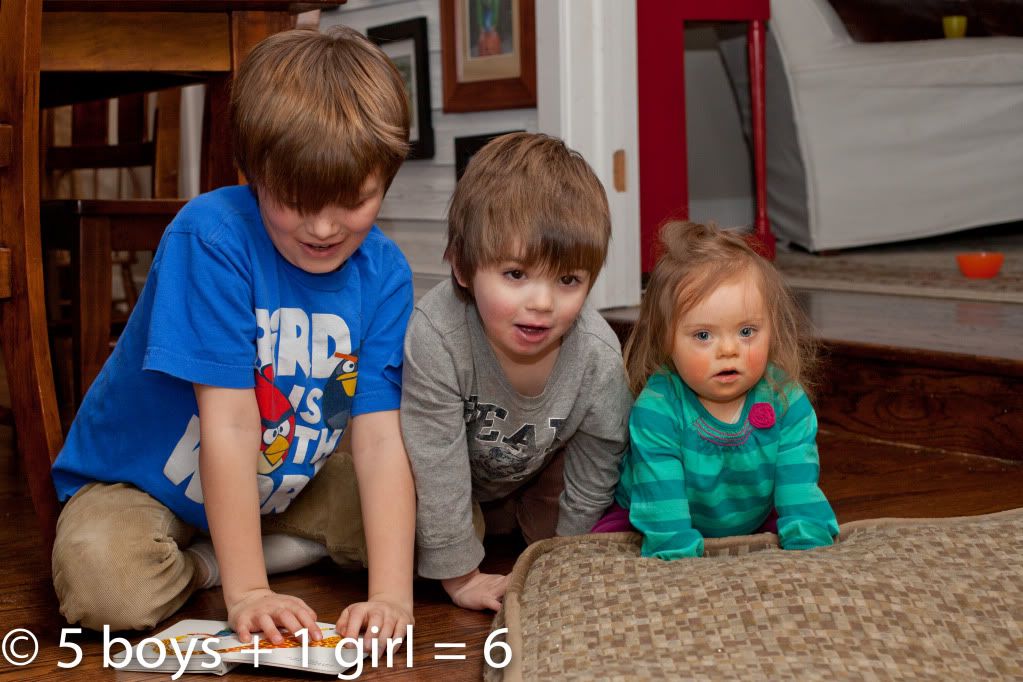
[956,252,1004,278]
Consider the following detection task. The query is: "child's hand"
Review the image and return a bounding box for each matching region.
[337,595,414,642]
[227,588,321,644]
[441,569,509,611]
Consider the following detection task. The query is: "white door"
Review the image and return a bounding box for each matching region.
[536,1,641,310]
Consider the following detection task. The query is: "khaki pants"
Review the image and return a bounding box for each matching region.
[52,452,365,631]
[476,448,565,544]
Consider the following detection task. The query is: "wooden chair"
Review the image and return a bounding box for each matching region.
[35,4,339,424]
[2,0,342,553]
[42,199,186,426]
[0,0,65,550]
[42,90,185,425]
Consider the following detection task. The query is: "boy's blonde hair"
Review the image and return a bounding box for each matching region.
[444,132,611,301]
[231,26,410,213]
[623,220,818,400]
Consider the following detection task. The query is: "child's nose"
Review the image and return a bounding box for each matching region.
[307,216,339,240]
[526,282,554,311]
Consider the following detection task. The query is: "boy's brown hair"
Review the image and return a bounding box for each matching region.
[231,26,410,214]
[623,220,818,401]
[444,132,611,301]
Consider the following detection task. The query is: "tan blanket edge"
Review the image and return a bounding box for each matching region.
[490,508,1023,682]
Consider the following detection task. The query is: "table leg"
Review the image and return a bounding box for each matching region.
[200,73,234,191]
[200,11,296,192]
[71,215,112,409]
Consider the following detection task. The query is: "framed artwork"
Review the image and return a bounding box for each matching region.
[440,0,536,113]
[367,17,435,160]
[454,130,523,180]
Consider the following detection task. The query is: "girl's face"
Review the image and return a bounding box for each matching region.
[670,271,771,421]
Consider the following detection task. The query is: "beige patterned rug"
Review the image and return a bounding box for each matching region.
[488,509,1023,681]
[776,225,1023,304]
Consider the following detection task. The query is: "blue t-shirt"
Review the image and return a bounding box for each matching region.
[51,185,413,530]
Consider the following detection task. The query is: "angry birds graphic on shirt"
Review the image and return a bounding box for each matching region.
[255,363,295,475]
[322,352,358,430]
[158,306,358,519]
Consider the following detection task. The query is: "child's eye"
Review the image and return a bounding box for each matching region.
[694,331,711,342]
[739,326,756,338]
[559,274,581,286]
[504,269,525,280]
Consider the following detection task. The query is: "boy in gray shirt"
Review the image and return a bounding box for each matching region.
[401,133,632,611]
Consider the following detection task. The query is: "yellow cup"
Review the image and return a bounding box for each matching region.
[943,15,967,39]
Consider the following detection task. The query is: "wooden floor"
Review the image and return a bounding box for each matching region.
[2,288,1023,681]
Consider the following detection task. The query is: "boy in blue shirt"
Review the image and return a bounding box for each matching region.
[51,27,415,644]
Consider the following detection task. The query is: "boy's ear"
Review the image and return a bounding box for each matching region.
[451,262,470,289]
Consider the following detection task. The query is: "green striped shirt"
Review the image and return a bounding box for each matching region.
[615,367,838,560]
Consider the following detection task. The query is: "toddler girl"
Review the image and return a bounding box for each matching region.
[595,221,838,559]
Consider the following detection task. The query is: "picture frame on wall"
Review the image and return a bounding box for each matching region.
[367,17,435,159]
[454,130,524,180]
[440,0,536,113]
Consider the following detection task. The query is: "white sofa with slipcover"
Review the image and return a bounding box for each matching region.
[720,0,1023,251]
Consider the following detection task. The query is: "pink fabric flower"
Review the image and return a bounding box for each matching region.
[748,402,775,429]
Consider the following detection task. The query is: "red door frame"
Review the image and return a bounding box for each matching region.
[637,0,773,272]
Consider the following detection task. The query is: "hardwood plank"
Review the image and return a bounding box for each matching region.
[41,13,231,72]
[816,345,1023,461]
[0,248,10,299]
[796,289,1023,364]
[819,429,1023,522]
[821,337,1023,379]
[0,124,11,167]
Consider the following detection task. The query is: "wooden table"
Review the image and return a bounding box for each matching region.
[637,0,774,268]
[40,1,346,187]
[0,0,341,552]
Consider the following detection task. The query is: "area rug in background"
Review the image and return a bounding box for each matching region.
[487,509,1023,681]
[775,224,1023,304]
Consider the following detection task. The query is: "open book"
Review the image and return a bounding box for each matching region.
[117,619,369,677]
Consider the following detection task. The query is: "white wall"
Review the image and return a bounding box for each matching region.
[321,1,538,300]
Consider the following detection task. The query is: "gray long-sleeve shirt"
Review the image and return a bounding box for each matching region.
[401,280,632,579]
